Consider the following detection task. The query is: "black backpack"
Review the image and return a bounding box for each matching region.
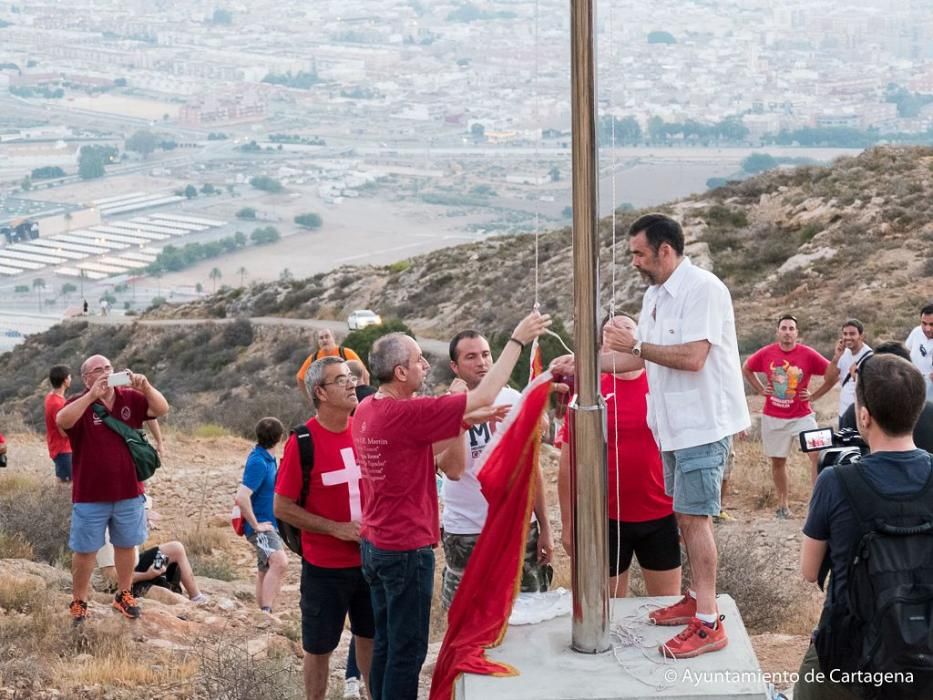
[276,425,314,556]
[815,457,933,699]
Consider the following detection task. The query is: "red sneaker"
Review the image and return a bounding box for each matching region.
[659,616,728,659]
[647,594,697,626]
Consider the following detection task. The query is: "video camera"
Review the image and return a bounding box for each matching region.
[799,427,869,473]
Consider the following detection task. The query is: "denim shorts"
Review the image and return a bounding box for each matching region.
[69,495,147,553]
[661,437,731,517]
[53,453,72,481]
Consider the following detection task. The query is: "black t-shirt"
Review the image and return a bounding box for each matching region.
[803,449,933,608]
[840,401,933,454]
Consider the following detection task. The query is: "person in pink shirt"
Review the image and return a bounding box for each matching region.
[742,314,839,518]
[353,311,550,700]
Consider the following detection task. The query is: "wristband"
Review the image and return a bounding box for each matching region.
[509,337,526,350]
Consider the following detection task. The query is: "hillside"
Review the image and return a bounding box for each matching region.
[145,145,932,352]
[0,146,930,434]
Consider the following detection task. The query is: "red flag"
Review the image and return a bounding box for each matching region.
[430,372,553,700]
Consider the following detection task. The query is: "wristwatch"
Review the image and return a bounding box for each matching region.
[632,341,643,357]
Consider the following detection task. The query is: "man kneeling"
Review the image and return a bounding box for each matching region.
[275,357,372,700]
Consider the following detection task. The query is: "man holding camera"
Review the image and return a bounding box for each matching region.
[743,314,839,516]
[57,355,169,625]
[795,354,932,699]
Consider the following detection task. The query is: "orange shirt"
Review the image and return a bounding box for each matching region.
[296,345,363,384]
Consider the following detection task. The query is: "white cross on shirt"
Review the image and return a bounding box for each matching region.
[321,447,362,523]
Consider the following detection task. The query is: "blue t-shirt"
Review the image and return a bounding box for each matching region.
[242,445,278,537]
[803,449,933,608]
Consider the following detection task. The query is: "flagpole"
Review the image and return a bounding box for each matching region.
[568,0,610,654]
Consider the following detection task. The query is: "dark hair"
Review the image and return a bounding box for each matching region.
[449,329,485,362]
[255,417,285,449]
[842,318,864,334]
[922,304,933,317]
[49,365,71,388]
[777,314,798,328]
[855,354,925,436]
[628,213,684,255]
[873,340,911,362]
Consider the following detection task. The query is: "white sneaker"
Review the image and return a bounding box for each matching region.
[343,677,362,699]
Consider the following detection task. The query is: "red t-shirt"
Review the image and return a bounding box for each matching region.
[353,392,467,551]
[275,417,364,568]
[64,388,150,503]
[44,392,72,458]
[556,373,672,523]
[745,342,830,419]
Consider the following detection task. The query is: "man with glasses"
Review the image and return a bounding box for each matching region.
[906,303,933,401]
[275,357,373,700]
[56,354,169,625]
[297,328,368,405]
[353,312,550,700]
[743,314,839,516]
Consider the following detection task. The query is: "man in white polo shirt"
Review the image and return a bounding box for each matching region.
[905,303,933,400]
[599,213,750,659]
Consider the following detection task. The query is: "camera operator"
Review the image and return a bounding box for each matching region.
[838,341,933,453]
[795,354,932,699]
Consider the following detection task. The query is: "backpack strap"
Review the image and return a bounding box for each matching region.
[339,346,347,361]
[835,457,933,538]
[841,350,874,388]
[291,425,315,508]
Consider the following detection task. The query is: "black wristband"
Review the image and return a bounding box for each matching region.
[509,337,526,350]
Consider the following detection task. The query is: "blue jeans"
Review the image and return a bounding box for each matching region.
[361,539,434,700]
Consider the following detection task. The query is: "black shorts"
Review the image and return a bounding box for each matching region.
[300,560,374,655]
[608,514,681,576]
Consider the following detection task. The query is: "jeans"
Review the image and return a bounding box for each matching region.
[361,539,434,700]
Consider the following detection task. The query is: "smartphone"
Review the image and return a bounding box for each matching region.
[799,427,833,452]
[107,371,132,387]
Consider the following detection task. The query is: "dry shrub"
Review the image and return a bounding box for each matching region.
[715,529,821,635]
[0,473,71,564]
[179,524,230,556]
[0,588,64,687]
[0,574,45,612]
[190,553,238,582]
[193,423,231,438]
[0,530,34,559]
[62,624,196,690]
[194,630,303,699]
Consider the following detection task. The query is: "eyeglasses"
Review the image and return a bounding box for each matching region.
[321,375,358,388]
[84,365,112,376]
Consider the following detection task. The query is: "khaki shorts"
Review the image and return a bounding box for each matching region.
[761,413,818,458]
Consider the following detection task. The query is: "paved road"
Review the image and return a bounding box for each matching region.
[80,313,450,357]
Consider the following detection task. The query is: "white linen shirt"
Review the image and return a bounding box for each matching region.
[637,257,750,452]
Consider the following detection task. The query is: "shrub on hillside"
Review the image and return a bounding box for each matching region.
[195,632,302,699]
[0,475,71,565]
[343,319,414,375]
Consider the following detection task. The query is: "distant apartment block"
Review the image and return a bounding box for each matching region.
[178,92,266,126]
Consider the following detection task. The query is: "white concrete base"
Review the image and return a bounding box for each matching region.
[455,595,770,700]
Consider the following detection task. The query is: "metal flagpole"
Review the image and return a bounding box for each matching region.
[568,0,610,654]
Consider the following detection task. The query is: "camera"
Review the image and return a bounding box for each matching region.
[799,427,869,473]
[152,551,168,570]
[107,371,132,387]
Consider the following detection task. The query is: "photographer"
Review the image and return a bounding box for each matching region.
[838,341,933,454]
[795,354,932,699]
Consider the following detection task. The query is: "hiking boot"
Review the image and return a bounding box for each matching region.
[648,594,697,626]
[659,616,728,659]
[112,590,141,619]
[713,510,736,524]
[775,506,792,520]
[70,599,88,626]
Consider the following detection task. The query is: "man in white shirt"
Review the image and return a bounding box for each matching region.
[597,214,750,659]
[905,304,933,401]
[831,318,873,421]
[438,330,554,609]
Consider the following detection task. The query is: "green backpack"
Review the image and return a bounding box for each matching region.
[92,404,161,482]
